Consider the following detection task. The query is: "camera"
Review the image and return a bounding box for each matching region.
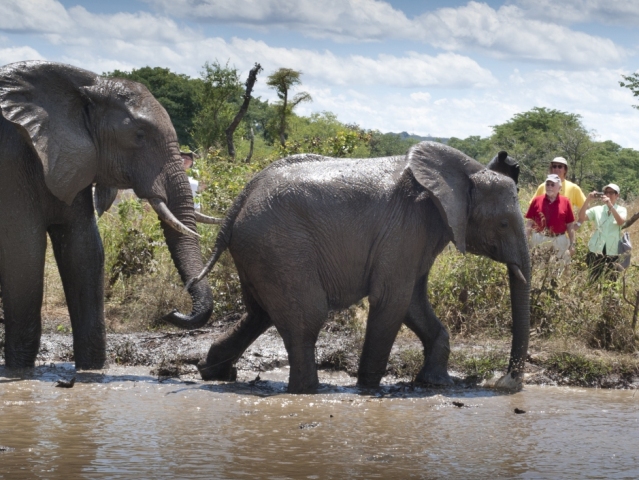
[594,192,605,198]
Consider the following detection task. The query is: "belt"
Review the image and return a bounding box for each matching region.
[541,231,565,237]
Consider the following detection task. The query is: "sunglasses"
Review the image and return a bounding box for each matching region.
[603,190,617,195]
[545,182,557,187]
[550,164,566,169]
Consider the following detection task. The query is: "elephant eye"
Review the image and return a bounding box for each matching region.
[136,129,145,140]
[500,220,509,228]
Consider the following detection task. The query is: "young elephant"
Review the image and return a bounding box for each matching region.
[169,142,530,393]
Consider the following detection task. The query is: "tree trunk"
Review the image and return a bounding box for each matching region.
[225,63,262,159]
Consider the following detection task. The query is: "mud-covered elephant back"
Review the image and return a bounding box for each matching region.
[0,61,100,205]
[406,141,484,253]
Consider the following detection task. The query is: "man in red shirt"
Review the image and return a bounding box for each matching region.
[525,174,576,264]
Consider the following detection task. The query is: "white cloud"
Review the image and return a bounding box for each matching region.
[514,0,639,26]
[145,0,414,42]
[0,46,45,64]
[414,2,625,67]
[146,0,626,68]
[0,0,72,33]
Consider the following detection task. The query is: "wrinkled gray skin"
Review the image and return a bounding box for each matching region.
[0,61,213,369]
[169,142,530,393]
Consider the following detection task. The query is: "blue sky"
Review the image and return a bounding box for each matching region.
[1,0,638,148]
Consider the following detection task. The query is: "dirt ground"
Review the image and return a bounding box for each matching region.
[2,311,634,390]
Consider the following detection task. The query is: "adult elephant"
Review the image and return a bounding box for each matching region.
[170,142,530,393]
[0,61,214,370]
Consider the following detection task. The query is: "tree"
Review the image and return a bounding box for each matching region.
[447,135,493,163]
[192,61,244,152]
[266,68,312,147]
[105,67,201,146]
[368,131,420,157]
[490,107,590,186]
[225,63,262,160]
[619,72,639,109]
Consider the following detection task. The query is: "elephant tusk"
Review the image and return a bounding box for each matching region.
[148,198,200,238]
[508,264,527,284]
[194,211,224,224]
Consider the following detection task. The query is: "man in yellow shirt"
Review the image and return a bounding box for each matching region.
[531,157,586,209]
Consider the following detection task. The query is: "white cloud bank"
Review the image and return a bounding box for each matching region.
[147,0,626,67]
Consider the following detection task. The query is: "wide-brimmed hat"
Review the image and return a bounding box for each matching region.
[545,174,562,185]
[550,157,568,166]
[603,183,620,194]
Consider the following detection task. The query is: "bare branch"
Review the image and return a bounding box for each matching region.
[225,63,262,159]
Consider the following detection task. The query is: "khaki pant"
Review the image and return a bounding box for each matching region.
[530,231,571,265]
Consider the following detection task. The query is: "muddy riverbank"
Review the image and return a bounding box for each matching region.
[4,313,637,390]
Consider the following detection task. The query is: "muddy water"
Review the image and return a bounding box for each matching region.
[1,365,638,479]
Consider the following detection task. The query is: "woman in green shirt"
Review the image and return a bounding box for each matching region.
[576,183,627,280]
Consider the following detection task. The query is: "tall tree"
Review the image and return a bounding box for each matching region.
[491,107,588,185]
[266,68,312,147]
[192,61,243,152]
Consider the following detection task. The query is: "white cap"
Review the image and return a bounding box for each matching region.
[603,183,620,194]
[545,174,562,185]
[551,157,568,166]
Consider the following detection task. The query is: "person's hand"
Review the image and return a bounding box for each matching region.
[568,244,575,256]
[588,190,599,199]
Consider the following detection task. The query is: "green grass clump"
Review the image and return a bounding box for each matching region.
[544,352,612,385]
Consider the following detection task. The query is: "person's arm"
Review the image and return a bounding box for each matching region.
[577,191,597,226]
[525,219,535,241]
[567,222,576,255]
[604,197,625,226]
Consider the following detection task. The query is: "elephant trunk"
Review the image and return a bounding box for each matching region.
[156,163,213,329]
[503,251,531,387]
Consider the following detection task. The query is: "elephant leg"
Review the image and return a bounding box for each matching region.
[403,276,453,385]
[357,291,410,388]
[48,199,106,369]
[268,289,327,394]
[0,228,47,368]
[198,290,272,381]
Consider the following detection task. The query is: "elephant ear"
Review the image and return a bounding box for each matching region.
[407,142,484,253]
[0,61,99,205]
[486,150,519,186]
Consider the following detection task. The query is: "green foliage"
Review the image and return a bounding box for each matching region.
[192,61,244,152]
[280,112,372,157]
[545,352,612,385]
[266,68,312,146]
[619,72,639,109]
[450,350,509,380]
[491,107,593,185]
[105,66,201,147]
[368,131,420,157]
[447,135,493,163]
[100,199,163,290]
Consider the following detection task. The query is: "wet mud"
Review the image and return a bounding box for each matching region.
[4,314,636,390]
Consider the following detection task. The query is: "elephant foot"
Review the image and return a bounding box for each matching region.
[75,356,107,371]
[286,378,320,394]
[484,371,523,391]
[197,360,237,381]
[415,367,454,386]
[356,371,384,389]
